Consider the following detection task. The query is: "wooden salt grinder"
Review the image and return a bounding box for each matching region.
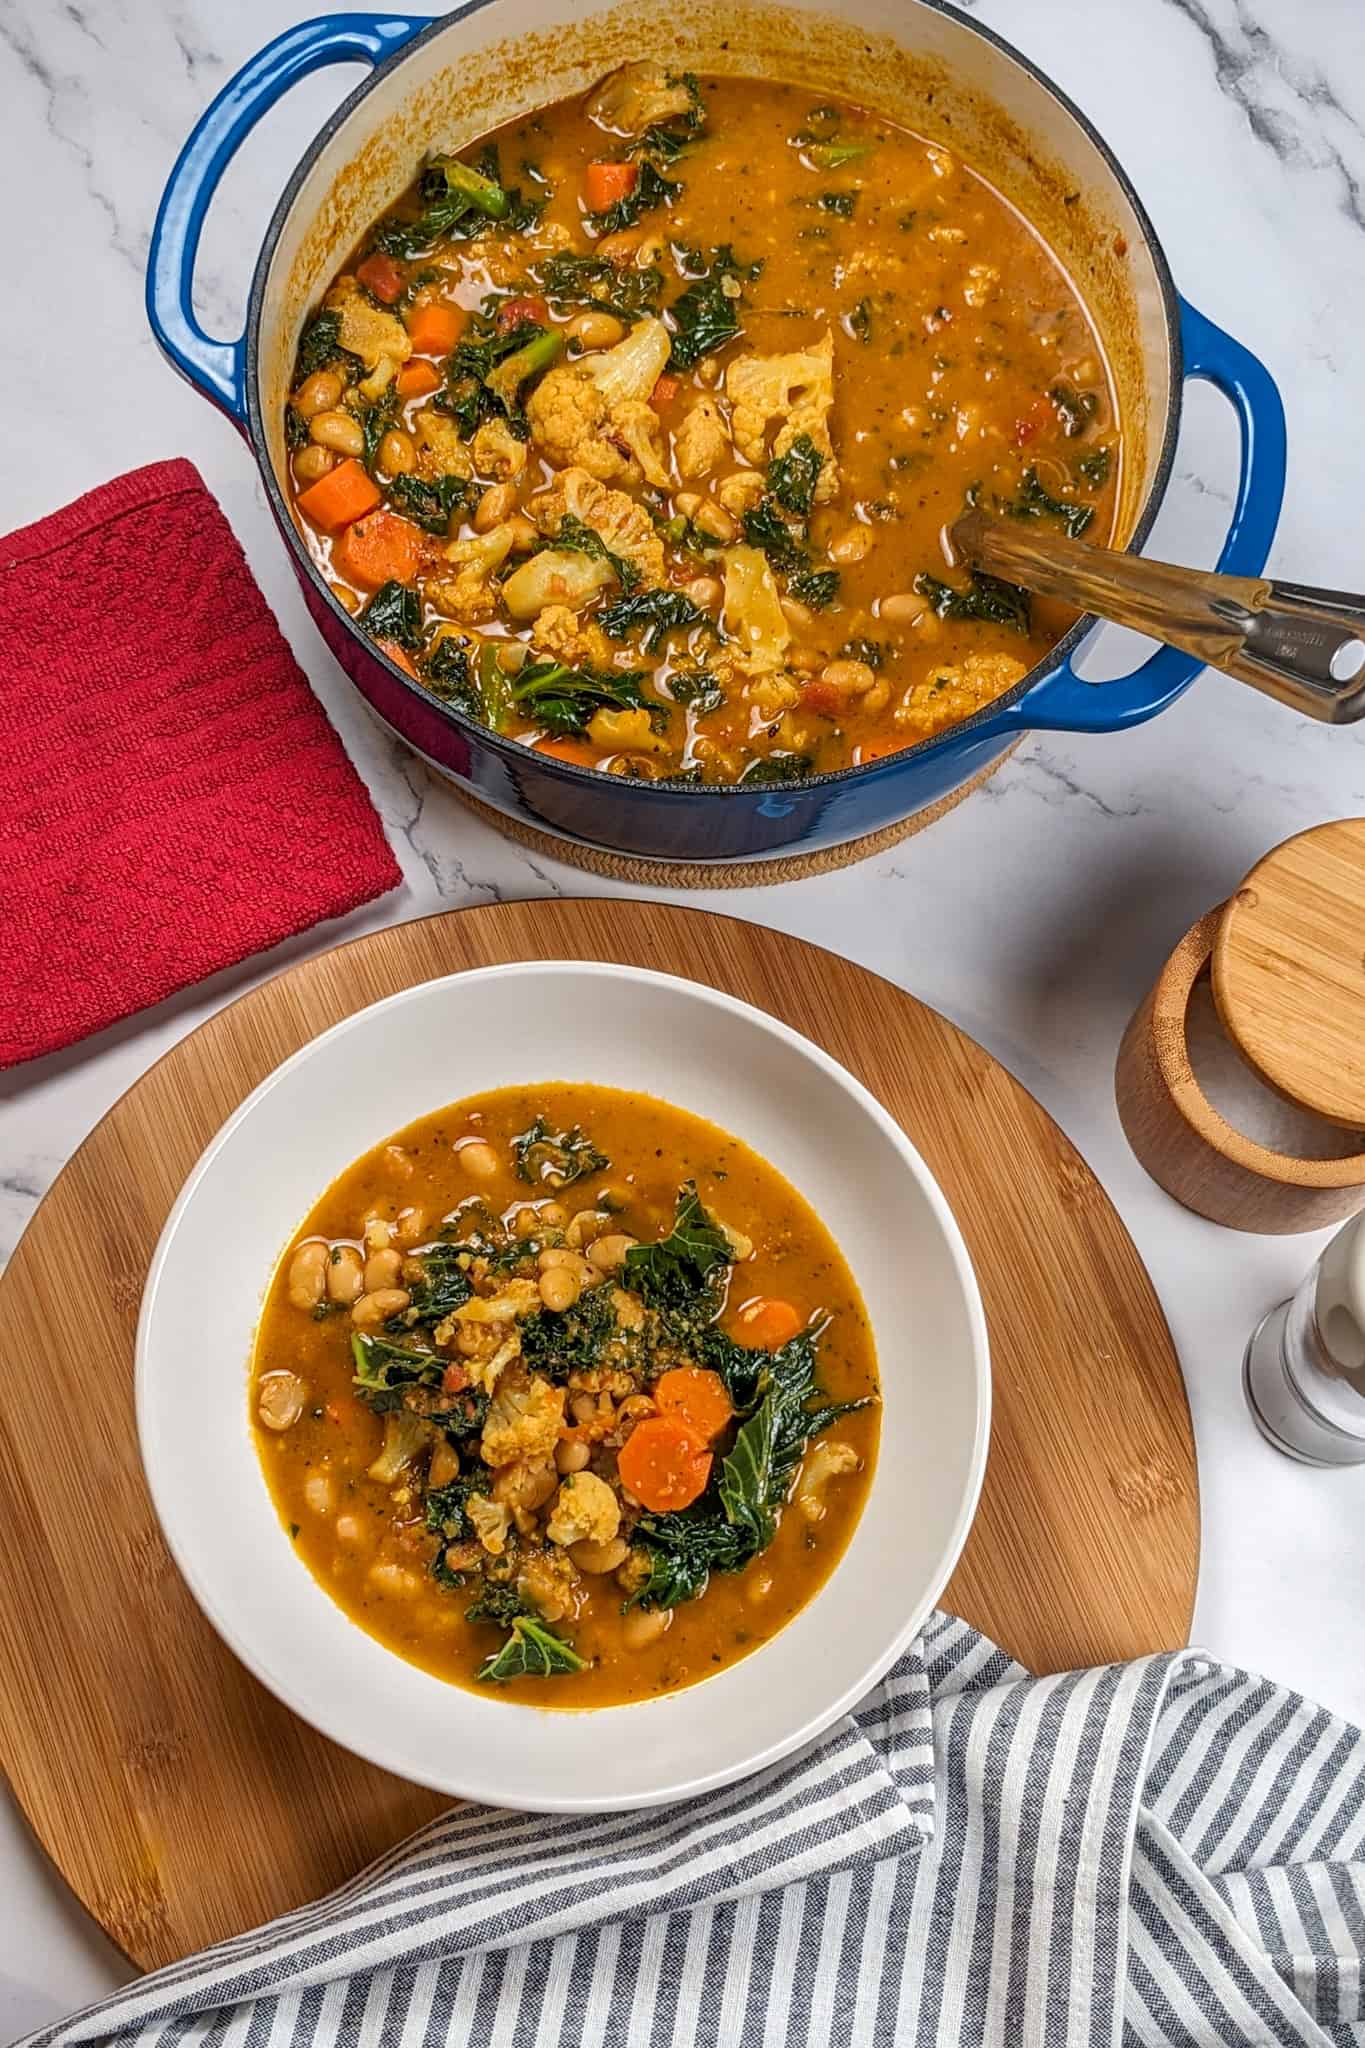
[1116,819,1365,1232]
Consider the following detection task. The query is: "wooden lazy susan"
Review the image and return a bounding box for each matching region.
[0,902,1198,1969]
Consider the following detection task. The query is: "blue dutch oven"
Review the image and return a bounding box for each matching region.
[147,1,1286,867]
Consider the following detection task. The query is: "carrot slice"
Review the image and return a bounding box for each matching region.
[533,735,598,768]
[396,359,442,399]
[376,638,418,677]
[334,508,425,592]
[356,250,406,304]
[406,300,467,355]
[585,160,637,211]
[654,1367,733,1443]
[295,458,381,534]
[618,1415,712,1512]
[649,373,682,413]
[733,1297,804,1350]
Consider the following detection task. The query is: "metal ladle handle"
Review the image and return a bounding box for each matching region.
[952,511,1365,724]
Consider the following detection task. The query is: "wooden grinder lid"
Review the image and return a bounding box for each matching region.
[1212,818,1365,1132]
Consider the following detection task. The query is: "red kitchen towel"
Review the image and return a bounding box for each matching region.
[0,458,401,1068]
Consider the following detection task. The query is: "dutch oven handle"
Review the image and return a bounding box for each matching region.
[146,13,432,425]
[992,297,1287,736]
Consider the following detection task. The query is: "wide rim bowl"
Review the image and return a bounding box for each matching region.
[135,960,990,1809]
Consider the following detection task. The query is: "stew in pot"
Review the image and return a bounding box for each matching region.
[285,66,1120,783]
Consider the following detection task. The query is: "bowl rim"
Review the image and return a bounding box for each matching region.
[135,958,992,1808]
[241,0,1183,807]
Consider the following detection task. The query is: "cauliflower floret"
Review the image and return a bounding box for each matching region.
[716,470,766,519]
[531,604,616,669]
[725,332,838,500]
[439,1279,541,1391]
[673,396,731,479]
[425,525,517,622]
[470,417,527,480]
[745,671,802,718]
[526,318,672,487]
[412,407,474,482]
[546,1469,622,1548]
[324,280,412,373]
[794,1439,860,1523]
[492,1457,559,1535]
[532,466,665,588]
[587,61,696,135]
[468,1494,512,1555]
[516,1547,580,1622]
[481,1373,566,1468]
[892,651,1027,740]
[502,551,616,622]
[721,546,792,675]
[588,706,670,757]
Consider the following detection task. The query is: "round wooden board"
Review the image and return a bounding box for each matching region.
[0,902,1198,1971]
[1212,818,1365,1132]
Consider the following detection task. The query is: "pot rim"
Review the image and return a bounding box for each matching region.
[243,0,1183,803]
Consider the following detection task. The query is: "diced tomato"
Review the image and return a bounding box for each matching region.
[801,679,841,718]
[649,373,682,413]
[396,359,442,400]
[496,294,548,334]
[356,251,406,304]
[584,160,638,212]
[405,301,466,356]
[441,1362,470,1396]
[1012,397,1052,447]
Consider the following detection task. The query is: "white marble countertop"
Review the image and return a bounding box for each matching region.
[3,0,1365,2033]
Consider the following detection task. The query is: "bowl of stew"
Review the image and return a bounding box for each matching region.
[136,962,989,1807]
[149,0,1284,865]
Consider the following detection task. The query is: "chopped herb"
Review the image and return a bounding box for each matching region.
[667,244,763,370]
[599,587,717,653]
[1049,383,1099,437]
[808,139,874,168]
[477,1612,585,1682]
[359,579,424,651]
[588,157,681,235]
[914,570,1031,632]
[510,659,649,736]
[512,1115,609,1186]
[1005,466,1094,540]
[818,189,858,217]
[387,471,478,533]
[1078,446,1112,487]
[848,297,873,344]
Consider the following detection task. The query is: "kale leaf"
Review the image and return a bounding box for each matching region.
[539,252,665,323]
[521,1285,621,1383]
[370,150,544,259]
[295,311,364,384]
[741,496,806,574]
[421,636,479,713]
[388,471,478,533]
[818,189,858,218]
[401,1244,473,1327]
[599,587,717,653]
[667,245,763,370]
[512,1115,609,1185]
[623,1182,732,1309]
[552,514,639,593]
[438,317,561,439]
[477,1612,586,1682]
[914,570,1031,632]
[766,433,824,516]
[510,660,649,736]
[788,567,840,610]
[359,580,424,651]
[627,72,707,164]
[738,753,815,785]
[284,404,308,449]
[1049,383,1099,437]
[668,668,726,717]
[1005,467,1094,540]
[587,157,682,236]
[1078,446,1112,487]
[350,1330,443,1409]
[424,1473,489,1541]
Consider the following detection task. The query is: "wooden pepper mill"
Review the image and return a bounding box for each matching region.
[1116,819,1365,1232]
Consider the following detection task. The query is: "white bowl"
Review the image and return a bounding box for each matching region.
[137,961,989,1810]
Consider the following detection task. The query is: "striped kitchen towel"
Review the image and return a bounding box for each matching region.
[19,1614,1365,2048]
